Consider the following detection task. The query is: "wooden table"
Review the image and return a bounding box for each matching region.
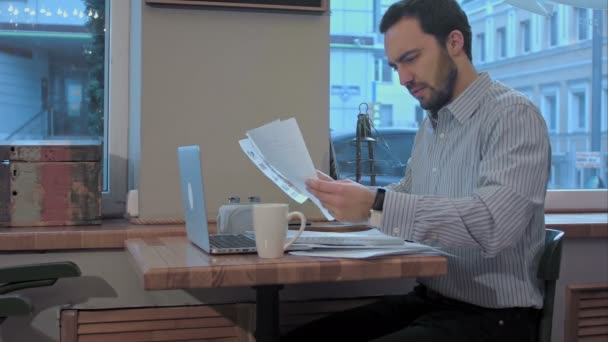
[125,236,448,342]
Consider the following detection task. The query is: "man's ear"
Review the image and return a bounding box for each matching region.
[446,30,465,56]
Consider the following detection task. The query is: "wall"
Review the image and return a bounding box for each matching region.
[136,2,331,221]
[552,237,608,342]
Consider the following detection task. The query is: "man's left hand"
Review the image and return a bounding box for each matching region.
[306,177,376,222]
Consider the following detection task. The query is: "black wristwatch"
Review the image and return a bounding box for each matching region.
[372,188,386,211]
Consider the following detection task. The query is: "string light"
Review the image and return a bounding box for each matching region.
[2,3,103,23]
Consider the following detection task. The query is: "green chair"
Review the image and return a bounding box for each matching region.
[537,228,565,342]
[0,261,81,324]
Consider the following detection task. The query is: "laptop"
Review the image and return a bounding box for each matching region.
[177,145,258,254]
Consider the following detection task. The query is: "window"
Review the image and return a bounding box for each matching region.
[0,0,129,216]
[329,1,607,211]
[541,89,559,132]
[576,8,590,40]
[520,19,531,53]
[476,33,486,63]
[568,86,588,132]
[496,27,507,58]
[374,57,393,83]
[548,12,558,46]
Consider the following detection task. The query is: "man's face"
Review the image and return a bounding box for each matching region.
[384,17,458,111]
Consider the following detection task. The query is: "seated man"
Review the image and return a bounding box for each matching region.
[284,0,551,341]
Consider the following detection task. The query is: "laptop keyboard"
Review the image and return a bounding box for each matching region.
[210,234,256,248]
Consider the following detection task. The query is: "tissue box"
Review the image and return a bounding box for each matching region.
[0,142,102,227]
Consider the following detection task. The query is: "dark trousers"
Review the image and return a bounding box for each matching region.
[282,285,540,342]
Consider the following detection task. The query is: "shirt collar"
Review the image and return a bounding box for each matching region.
[440,72,492,124]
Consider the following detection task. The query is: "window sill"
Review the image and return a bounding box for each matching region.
[0,213,605,251]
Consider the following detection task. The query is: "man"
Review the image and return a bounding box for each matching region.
[283,0,551,341]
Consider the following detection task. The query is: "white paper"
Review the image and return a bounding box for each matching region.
[288,228,405,246]
[288,244,446,259]
[240,118,334,220]
[239,139,307,203]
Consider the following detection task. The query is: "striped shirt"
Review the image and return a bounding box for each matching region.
[382,72,551,309]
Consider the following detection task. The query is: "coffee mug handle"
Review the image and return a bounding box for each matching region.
[283,211,307,250]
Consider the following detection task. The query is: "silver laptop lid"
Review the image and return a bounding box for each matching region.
[177,145,211,253]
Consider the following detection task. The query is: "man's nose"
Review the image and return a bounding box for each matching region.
[398,67,414,87]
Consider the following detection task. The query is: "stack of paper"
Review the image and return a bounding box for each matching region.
[239,118,334,220]
[286,229,447,259]
[288,229,405,246]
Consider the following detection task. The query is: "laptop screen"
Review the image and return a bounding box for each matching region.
[177,145,211,252]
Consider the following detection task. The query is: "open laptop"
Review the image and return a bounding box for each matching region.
[177,145,258,254]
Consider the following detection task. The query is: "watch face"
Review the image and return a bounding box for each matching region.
[373,188,386,211]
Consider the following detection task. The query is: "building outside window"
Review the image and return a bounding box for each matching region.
[0,0,128,215]
[329,1,607,210]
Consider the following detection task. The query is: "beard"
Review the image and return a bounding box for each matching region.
[417,51,458,112]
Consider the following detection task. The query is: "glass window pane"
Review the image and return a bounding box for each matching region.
[0,0,108,189]
[329,1,607,191]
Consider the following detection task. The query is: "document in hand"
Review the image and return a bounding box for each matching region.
[239,118,334,220]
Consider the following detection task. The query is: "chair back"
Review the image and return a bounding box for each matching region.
[537,228,565,342]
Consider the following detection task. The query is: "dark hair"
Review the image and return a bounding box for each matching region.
[380,0,472,61]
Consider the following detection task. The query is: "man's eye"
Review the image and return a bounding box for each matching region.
[403,55,417,63]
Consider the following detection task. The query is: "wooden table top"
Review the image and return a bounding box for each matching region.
[0,213,605,251]
[125,236,448,290]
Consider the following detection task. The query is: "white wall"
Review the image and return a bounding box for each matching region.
[136,4,331,221]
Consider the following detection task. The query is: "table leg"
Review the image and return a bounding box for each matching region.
[253,284,284,342]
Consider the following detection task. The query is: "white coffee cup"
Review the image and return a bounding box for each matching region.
[252,203,306,258]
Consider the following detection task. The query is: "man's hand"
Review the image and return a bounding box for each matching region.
[306,173,376,222]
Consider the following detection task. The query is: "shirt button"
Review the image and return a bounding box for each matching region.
[439,133,445,139]
[432,167,437,173]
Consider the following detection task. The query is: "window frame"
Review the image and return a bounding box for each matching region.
[101,0,129,217]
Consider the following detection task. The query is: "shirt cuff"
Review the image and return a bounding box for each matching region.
[380,190,418,240]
